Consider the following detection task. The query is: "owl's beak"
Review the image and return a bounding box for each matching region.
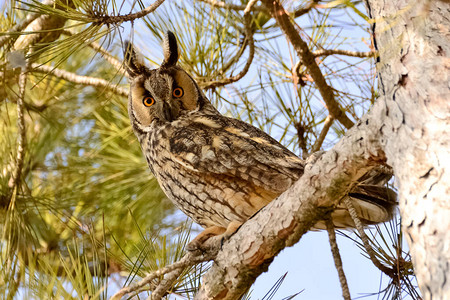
[162,101,175,122]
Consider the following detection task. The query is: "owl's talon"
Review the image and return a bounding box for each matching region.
[186,240,202,252]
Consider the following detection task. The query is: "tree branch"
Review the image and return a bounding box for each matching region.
[325,218,351,300]
[111,249,217,300]
[200,0,257,89]
[261,0,355,129]
[7,63,29,205]
[196,0,265,12]
[313,49,376,58]
[311,115,334,153]
[344,198,394,277]
[293,0,320,18]
[99,0,166,24]
[31,63,129,97]
[196,102,388,299]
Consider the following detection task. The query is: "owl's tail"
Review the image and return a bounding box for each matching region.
[314,167,397,230]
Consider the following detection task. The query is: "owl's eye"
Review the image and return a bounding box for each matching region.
[143,96,155,107]
[172,87,184,98]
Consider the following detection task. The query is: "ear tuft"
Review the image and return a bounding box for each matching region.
[123,41,148,77]
[161,31,179,67]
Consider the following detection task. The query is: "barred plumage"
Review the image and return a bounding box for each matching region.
[124,31,397,249]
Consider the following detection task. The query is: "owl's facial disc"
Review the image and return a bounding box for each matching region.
[130,69,201,126]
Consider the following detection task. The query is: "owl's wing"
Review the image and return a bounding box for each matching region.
[169,114,304,194]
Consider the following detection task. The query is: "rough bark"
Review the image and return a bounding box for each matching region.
[196,0,449,298]
[366,0,450,299]
[196,103,390,299]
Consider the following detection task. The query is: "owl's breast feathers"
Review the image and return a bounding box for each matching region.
[144,112,304,227]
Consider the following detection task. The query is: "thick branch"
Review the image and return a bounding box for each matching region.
[31,63,128,97]
[366,0,450,298]
[261,0,354,129]
[196,102,388,299]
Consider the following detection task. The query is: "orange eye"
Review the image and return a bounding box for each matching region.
[173,87,184,98]
[143,96,155,107]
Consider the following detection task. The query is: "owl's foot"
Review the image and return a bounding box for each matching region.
[186,226,226,251]
[186,221,243,252]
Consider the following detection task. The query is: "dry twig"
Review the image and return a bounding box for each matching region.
[343,198,394,277]
[99,0,166,24]
[201,0,258,89]
[111,248,217,300]
[325,218,351,300]
[313,49,376,58]
[311,115,334,153]
[261,0,355,129]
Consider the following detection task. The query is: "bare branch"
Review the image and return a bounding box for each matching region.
[200,0,257,89]
[111,250,217,300]
[7,63,29,204]
[100,0,166,24]
[343,198,394,277]
[196,0,265,11]
[261,0,355,129]
[311,115,334,153]
[293,0,319,18]
[149,267,185,300]
[31,63,129,97]
[313,49,377,58]
[325,218,351,300]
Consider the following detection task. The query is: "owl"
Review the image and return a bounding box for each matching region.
[123,32,397,250]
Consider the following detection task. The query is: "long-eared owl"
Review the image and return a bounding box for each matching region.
[123,31,396,249]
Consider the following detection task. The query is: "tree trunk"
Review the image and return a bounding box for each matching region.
[366,0,450,298]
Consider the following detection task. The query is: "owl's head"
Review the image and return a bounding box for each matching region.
[124,31,213,131]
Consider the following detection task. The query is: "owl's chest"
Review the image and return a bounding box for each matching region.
[138,126,247,228]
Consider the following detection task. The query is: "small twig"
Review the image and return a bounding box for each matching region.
[100,0,166,24]
[261,0,354,129]
[343,198,394,277]
[293,0,319,18]
[201,0,257,89]
[149,267,185,300]
[7,62,29,205]
[311,115,334,153]
[111,250,217,300]
[31,63,129,97]
[313,49,377,58]
[325,218,351,300]
[196,0,265,11]
[0,14,40,48]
